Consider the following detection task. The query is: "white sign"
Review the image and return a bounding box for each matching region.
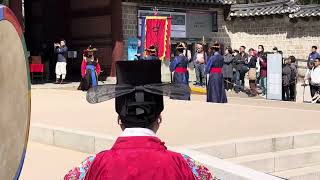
[186,12,212,38]
[138,10,186,38]
[267,54,283,100]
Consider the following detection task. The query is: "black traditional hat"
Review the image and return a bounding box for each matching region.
[176,43,185,52]
[84,45,98,52]
[210,42,220,50]
[115,61,163,127]
[86,61,190,128]
[146,45,157,53]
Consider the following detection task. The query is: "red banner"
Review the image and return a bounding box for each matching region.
[144,17,171,60]
[165,18,171,60]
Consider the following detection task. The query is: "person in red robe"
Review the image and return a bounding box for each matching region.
[64,61,215,180]
[78,46,101,91]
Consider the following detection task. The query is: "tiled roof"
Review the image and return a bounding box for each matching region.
[181,0,236,5]
[289,4,320,18]
[230,0,300,17]
[123,0,236,5]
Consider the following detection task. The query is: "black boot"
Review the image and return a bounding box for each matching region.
[54,78,60,84]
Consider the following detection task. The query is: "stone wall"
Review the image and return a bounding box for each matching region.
[200,13,320,76]
[225,16,320,75]
[122,5,320,62]
[122,2,138,60]
[203,8,231,46]
[121,4,320,79]
[226,16,320,60]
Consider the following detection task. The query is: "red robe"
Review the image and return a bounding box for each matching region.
[81,59,101,78]
[84,136,197,180]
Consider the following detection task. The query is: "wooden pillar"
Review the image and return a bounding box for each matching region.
[9,0,23,30]
[110,0,124,77]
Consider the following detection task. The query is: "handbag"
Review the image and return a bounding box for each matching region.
[248,68,257,80]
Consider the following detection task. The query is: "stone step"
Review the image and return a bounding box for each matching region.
[187,131,320,159]
[273,164,320,180]
[29,123,116,154]
[172,148,283,180]
[30,123,320,159]
[227,146,320,174]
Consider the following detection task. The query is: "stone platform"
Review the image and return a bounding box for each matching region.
[30,89,320,147]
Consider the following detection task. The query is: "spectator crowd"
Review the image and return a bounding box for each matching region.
[166,42,320,103]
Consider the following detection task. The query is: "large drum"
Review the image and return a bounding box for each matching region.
[0,5,31,180]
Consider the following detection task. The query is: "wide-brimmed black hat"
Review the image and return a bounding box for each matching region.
[84,45,98,52]
[115,61,163,127]
[177,42,185,49]
[86,61,190,128]
[146,45,157,53]
[210,42,220,50]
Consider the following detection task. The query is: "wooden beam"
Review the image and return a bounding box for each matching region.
[70,7,112,18]
[9,0,23,30]
[110,0,123,77]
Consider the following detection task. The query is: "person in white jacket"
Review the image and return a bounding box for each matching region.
[305,58,320,103]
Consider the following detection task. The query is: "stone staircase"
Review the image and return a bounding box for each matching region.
[30,123,320,179]
[187,131,320,180]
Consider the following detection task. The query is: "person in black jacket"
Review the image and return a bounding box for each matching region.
[288,56,298,101]
[282,58,292,101]
[223,47,234,91]
[234,46,248,92]
[248,48,258,97]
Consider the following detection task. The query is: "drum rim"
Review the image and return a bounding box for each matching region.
[0,5,31,180]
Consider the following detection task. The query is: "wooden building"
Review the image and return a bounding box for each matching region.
[8,0,122,79]
[6,0,320,80]
[7,0,234,80]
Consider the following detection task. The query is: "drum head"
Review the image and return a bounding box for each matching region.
[0,5,30,180]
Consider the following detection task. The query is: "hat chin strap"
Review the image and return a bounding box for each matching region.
[135,87,146,115]
[135,86,145,103]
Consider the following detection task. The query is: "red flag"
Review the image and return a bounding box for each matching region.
[144,16,171,61]
[165,18,171,60]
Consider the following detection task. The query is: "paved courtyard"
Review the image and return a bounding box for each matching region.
[30,84,320,144]
[19,84,320,179]
[20,142,91,180]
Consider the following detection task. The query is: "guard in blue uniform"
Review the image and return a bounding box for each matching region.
[205,43,228,103]
[170,43,190,100]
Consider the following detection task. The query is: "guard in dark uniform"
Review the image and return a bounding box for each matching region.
[170,43,190,100]
[205,43,228,103]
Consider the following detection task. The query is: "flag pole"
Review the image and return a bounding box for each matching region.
[202,36,208,88]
